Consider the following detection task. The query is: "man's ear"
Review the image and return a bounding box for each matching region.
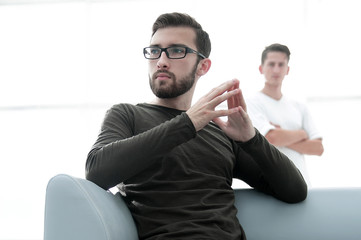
[259,65,263,74]
[197,58,211,77]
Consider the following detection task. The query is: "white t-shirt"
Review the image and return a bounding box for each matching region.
[246,92,322,185]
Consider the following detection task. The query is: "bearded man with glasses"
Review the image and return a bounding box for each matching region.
[86,12,307,240]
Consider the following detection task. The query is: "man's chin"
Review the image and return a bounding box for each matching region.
[154,91,176,99]
[151,86,172,98]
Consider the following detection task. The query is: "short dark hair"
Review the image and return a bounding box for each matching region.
[261,43,291,65]
[152,12,211,58]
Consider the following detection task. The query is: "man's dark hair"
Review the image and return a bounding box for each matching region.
[261,43,291,65]
[152,12,211,58]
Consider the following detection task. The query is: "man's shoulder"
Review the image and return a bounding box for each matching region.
[108,103,173,118]
[246,91,262,99]
[246,92,270,103]
[104,103,146,119]
[109,102,149,111]
[246,92,271,112]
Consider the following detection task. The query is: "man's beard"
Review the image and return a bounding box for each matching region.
[149,63,197,99]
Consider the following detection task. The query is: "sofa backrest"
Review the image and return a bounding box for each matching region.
[44,174,361,240]
[235,187,361,240]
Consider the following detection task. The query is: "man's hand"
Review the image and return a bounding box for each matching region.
[186,79,255,142]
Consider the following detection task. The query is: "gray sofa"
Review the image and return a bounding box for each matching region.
[44,174,361,240]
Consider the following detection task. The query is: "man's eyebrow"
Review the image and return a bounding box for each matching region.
[148,44,188,48]
[170,44,188,47]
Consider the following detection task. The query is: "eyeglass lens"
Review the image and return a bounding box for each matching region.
[144,47,187,59]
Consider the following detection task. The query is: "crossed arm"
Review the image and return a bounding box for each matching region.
[265,127,324,156]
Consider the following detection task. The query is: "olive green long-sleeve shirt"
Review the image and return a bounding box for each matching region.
[86,103,307,240]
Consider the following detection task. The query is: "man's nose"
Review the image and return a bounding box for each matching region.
[273,66,281,72]
[157,51,170,69]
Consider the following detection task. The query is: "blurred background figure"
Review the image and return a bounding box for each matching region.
[246,43,324,186]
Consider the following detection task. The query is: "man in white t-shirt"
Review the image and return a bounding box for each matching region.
[247,43,324,186]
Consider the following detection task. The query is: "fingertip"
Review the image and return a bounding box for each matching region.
[231,79,240,89]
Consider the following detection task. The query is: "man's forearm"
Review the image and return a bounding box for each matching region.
[86,113,196,189]
[288,138,324,156]
[265,128,308,147]
[241,130,307,203]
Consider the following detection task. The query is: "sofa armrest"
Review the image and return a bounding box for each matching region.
[43,174,138,240]
[234,188,361,240]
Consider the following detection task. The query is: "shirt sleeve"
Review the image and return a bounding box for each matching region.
[301,103,322,140]
[85,105,196,189]
[233,129,307,203]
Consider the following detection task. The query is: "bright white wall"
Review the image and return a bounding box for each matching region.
[0,0,360,239]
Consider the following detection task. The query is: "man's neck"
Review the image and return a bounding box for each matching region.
[261,86,282,100]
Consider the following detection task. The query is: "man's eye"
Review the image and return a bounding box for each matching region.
[170,47,185,54]
[150,49,160,54]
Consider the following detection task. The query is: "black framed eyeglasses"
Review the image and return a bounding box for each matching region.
[143,46,206,60]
